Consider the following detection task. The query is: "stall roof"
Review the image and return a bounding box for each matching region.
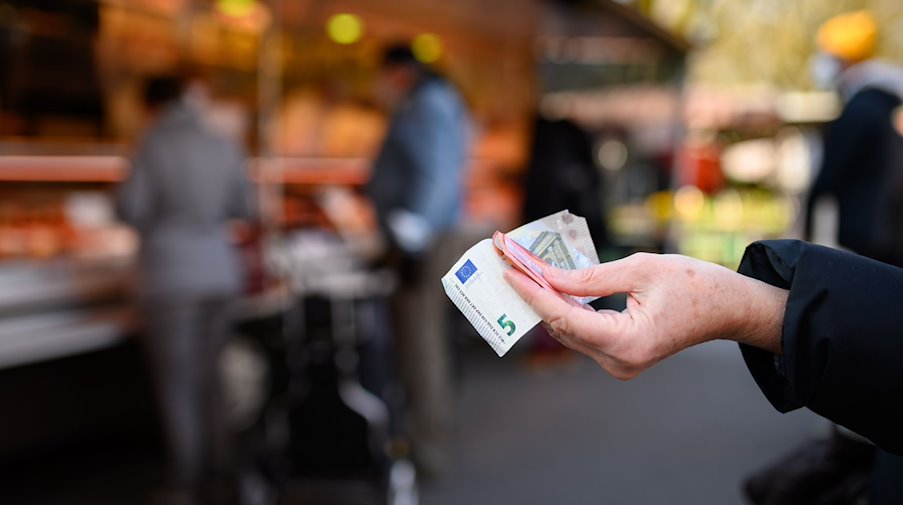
[592,0,690,53]
[547,0,690,53]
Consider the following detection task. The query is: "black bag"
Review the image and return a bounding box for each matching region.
[743,431,873,505]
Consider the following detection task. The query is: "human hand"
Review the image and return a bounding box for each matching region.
[504,253,788,380]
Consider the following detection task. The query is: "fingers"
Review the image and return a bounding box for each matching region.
[543,253,646,298]
[504,268,624,347]
[506,268,653,380]
[505,267,572,317]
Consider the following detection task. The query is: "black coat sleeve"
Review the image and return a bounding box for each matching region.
[737,240,903,454]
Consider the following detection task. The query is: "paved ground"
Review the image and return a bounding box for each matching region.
[421,337,825,505]
[2,334,826,505]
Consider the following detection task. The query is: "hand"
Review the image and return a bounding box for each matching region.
[504,253,788,380]
[387,208,433,255]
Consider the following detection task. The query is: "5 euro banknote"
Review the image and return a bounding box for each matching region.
[441,210,600,356]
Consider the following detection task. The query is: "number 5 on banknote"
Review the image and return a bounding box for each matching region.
[497,314,516,336]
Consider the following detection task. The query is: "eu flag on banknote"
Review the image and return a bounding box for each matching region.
[455,259,477,284]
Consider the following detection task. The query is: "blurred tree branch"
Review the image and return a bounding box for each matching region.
[640,0,903,88]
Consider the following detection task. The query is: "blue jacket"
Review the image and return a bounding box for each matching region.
[367,76,470,245]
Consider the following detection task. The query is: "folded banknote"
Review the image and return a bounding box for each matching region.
[441,210,600,356]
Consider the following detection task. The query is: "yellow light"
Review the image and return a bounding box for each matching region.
[644,191,673,222]
[674,185,706,221]
[327,13,364,45]
[412,33,443,63]
[713,190,744,231]
[217,0,256,18]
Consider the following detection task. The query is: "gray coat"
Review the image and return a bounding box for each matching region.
[116,102,255,299]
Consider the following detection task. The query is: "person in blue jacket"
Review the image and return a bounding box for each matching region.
[366,43,471,477]
[367,44,469,259]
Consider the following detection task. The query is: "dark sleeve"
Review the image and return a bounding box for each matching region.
[804,97,876,240]
[737,240,903,454]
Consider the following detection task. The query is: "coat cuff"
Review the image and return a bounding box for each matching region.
[736,240,808,413]
[736,239,903,454]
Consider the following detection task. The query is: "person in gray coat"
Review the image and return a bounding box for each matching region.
[117,75,255,504]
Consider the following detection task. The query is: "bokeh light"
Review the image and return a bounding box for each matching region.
[326,13,364,45]
[216,0,256,18]
[674,185,706,222]
[596,139,629,172]
[412,33,443,63]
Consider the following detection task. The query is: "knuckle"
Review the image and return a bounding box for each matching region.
[627,252,669,281]
[630,252,652,265]
[626,347,651,370]
[520,289,537,307]
[604,362,639,381]
[575,266,599,285]
[540,322,559,340]
[616,370,639,381]
[617,341,655,376]
[547,312,572,339]
[625,252,651,276]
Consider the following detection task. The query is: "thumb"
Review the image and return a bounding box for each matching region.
[544,255,642,298]
[504,268,625,350]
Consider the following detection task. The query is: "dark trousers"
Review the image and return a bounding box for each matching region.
[142,296,235,490]
[389,232,470,477]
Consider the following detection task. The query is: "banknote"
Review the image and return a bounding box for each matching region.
[441,210,600,356]
[492,230,557,293]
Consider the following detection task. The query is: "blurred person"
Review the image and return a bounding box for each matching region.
[502,240,903,493]
[805,10,903,266]
[522,116,608,255]
[762,10,903,504]
[521,115,608,362]
[365,43,471,478]
[117,74,256,505]
[884,111,903,262]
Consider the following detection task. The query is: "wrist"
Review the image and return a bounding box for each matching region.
[730,274,788,355]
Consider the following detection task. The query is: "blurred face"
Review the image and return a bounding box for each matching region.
[182,79,212,113]
[810,52,845,90]
[375,64,415,110]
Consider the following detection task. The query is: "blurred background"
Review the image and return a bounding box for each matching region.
[1,0,902,504]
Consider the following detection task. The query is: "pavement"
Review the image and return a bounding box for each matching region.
[421,337,825,505]
[1,332,826,505]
